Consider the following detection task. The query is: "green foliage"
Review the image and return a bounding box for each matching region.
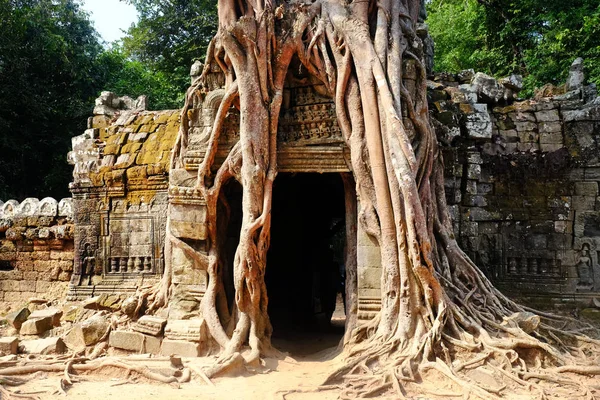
[0,0,104,199]
[427,0,600,94]
[122,0,218,93]
[96,47,183,110]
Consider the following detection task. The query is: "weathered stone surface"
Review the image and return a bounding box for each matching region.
[29,308,62,327]
[81,314,110,345]
[120,296,138,317]
[132,315,167,336]
[20,316,53,335]
[0,337,18,355]
[164,319,204,342]
[160,339,201,358]
[62,326,86,352]
[464,104,492,139]
[6,307,30,330]
[109,331,161,354]
[83,294,121,311]
[499,74,523,92]
[20,338,65,355]
[566,57,585,91]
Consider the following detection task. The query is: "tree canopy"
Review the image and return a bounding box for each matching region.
[122,0,218,95]
[0,0,195,200]
[427,0,600,94]
[0,0,104,199]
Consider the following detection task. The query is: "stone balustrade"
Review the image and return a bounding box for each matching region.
[0,197,74,313]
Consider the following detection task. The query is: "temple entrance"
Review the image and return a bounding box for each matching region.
[266,173,347,355]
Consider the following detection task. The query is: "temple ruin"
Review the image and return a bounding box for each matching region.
[0,57,599,354]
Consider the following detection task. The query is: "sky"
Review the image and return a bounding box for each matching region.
[80,0,138,43]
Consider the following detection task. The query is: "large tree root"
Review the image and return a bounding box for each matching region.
[123,0,600,398]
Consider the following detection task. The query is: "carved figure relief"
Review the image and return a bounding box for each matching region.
[576,243,594,290]
[79,243,96,286]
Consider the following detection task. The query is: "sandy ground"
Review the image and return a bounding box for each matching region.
[20,354,341,400]
[10,298,349,400]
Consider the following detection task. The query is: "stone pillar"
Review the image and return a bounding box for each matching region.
[356,213,382,322]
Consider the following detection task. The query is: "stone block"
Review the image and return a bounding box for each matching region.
[164,319,204,342]
[571,196,596,211]
[132,316,167,336]
[515,121,536,132]
[20,317,53,335]
[499,129,518,139]
[109,331,161,354]
[575,182,599,197]
[465,104,492,139]
[62,326,86,352]
[29,308,62,327]
[20,338,65,355]
[535,110,560,122]
[540,144,563,153]
[0,337,18,355]
[518,131,539,143]
[538,122,561,134]
[160,339,201,358]
[460,222,479,237]
[6,307,30,330]
[466,164,481,180]
[83,294,121,311]
[81,315,110,345]
[539,131,563,144]
[358,266,381,289]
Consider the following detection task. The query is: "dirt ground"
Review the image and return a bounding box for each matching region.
[18,353,341,400]
[8,298,350,400]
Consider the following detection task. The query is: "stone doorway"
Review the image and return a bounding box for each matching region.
[266,173,347,355]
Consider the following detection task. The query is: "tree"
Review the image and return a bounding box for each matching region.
[427,0,600,94]
[96,47,183,110]
[0,0,105,200]
[122,0,218,94]
[132,0,600,397]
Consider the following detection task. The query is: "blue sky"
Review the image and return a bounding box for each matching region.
[80,0,138,43]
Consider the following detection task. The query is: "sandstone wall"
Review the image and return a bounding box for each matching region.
[431,65,600,309]
[0,198,74,313]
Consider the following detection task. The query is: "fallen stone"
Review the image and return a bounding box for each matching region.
[62,305,82,323]
[20,338,65,355]
[20,316,53,335]
[132,315,167,336]
[62,326,86,352]
[566,57,585,91]
[499,74,523,92]
[109,331,161,354]
[120,296,138,317]
[164,319,204,342]
[0,337,18,355]
[5,307,30,330]
[160,339,201,358]
[502,312,540,333]
[29,308,62,327]
[83,294,121,311]
[81,314,110,346]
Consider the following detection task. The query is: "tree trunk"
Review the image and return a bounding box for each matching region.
[146,0,600,396]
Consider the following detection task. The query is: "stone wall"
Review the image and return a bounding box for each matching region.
[67,92,178,301]
[0,198,74,313]
[431,61,600,308]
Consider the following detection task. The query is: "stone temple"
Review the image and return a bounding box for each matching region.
[1,56,600,349]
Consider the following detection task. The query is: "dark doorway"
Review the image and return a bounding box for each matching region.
[266,173,347,355]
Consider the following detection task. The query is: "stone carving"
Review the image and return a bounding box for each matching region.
[38,197,58,216]
[58,198,73,218]
[79,243,96,286]
[2,200,19,218]
[577,243,594,290]
[0,198,70,221]
[17,198,39,216]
